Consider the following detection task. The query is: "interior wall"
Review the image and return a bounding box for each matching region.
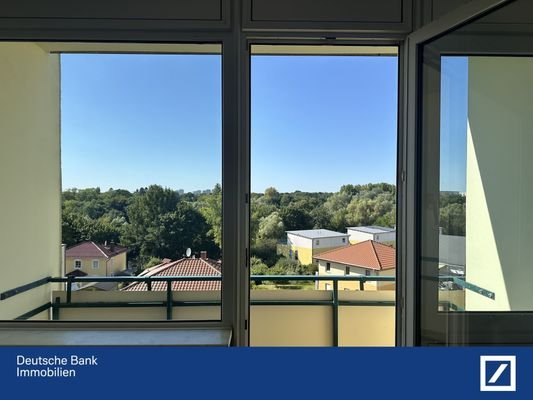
[0,42,61,319]
[466,56,533,311]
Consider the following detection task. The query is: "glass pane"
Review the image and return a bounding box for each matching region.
[250,45,398,346]
[0,42,222,321]
[418,0,533,331]
[438,54,533,312]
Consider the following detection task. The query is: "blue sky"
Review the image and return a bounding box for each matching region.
[61,53,400,193]
[440,56,468,193]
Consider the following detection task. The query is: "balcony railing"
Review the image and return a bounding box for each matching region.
[1,274,469,346]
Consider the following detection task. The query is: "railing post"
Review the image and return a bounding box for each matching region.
[52,296,60,320]
[147,279,152,291]
[359,279,365,291]
[166,280,173,320]
[66,277,73,304]
[332,280,339,347]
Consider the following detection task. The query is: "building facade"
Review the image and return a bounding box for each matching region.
[347,226,396,245]
[65,241,127,277]
[315,240,395,291]
[286,229,349,265]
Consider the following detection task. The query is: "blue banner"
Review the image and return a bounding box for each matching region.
[0,347,529,399]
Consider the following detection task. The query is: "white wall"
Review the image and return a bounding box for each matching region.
[465,57,533,311]
[0,43,61,319]
[348,229,395,243]
[287,233,348,249]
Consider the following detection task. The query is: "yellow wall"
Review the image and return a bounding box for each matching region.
[289,245,345,265]
[66,252,127,276]
[65,253,126,276]
[0,43,60,320]
[466,57,533,311]
[250,290,395,346]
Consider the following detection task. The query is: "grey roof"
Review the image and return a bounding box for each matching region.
[347,226,395,234]
[286,229,348,239]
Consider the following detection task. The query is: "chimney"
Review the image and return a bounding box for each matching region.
[200,251,207,260]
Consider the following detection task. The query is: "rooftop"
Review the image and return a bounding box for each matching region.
[286,229,348,239]
[122,257,221,292]
[347,226,395,234]
[65,241,128,259]
[314,240,395,270]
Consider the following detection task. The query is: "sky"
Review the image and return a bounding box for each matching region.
[440,56,468,193]
[61,53,401,193]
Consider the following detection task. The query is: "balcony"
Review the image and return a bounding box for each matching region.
[1,274,464,346]
[2,275,394,345]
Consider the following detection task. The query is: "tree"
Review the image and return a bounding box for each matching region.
[280,206,313,231]
[121,185,181,259]
[440,203,465,236]
[157,203,218,260]
[257,212,285,240]
[263,187,281,205]
[199,184,222,248]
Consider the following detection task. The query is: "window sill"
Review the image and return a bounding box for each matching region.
[0,327,232,346]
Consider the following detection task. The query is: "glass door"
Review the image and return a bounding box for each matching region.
[404,0,533,345]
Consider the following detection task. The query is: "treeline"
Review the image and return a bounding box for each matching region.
[62,185,221,269]
[61,183,464,271]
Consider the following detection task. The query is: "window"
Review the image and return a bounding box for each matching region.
[365,270,371,276]
[326,262,331,272]
[92,260,99,269]
[315,240,320,245]
[342,238,346,243]
[74,260,82,269]
[345,267,350,276]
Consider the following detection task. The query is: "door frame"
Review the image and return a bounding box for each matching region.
[399,0,520,346]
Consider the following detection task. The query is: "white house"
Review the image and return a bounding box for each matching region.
[347,226,396,244]
[286,229,349,265]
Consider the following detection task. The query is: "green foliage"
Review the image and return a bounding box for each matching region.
[199,184,222,248]
[251,238,280,267]
[61,184,221,269]
[279,205,313,231]
[440,202,466,236]
[143,257,162,270]
[257,211,285,240]
[250,256,270,275]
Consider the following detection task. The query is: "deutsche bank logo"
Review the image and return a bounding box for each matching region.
[480,355,516,392]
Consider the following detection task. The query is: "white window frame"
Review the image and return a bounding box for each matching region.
[92,259,99,269]
[74,259,82,269]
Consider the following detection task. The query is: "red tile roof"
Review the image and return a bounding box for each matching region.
[314,240,395,271]
[65,241,128,259]
[122,258,221,292]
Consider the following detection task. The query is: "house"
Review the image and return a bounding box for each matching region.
[286,229,349,265]
[65,241,128,277]
[347,226,396,245]
[315,240,395,291]
[122,252,221,292]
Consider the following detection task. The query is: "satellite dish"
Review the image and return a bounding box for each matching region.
[185,248,192,258]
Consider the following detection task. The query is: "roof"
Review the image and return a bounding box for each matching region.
[286,229,348,239]
[314,240,395,271]
[65,241,128,259]
[346,226,395,234]
[122,257,221,292]
[65,269,88,277]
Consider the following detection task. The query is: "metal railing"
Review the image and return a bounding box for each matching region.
[1,274,397,346]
